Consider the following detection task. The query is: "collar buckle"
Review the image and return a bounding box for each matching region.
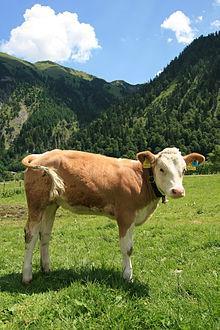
[149,176,155,183]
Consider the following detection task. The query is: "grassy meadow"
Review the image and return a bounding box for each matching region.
[0,175,219,329]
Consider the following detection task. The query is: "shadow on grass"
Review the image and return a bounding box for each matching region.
[0,267,149,298]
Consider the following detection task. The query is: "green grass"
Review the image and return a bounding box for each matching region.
[0,181,24,204]
[0,175,219,329]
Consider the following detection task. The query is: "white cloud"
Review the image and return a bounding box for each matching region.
[161,11,195,44]
[167,37,173,43]
[0,4,100,63]
[211,20,220,29]
[213,0,220,5]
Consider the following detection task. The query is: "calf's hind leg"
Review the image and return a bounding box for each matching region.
[22,210,43,284]
[39,204,58,273]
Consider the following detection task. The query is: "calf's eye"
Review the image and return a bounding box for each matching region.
[160,168,164,173]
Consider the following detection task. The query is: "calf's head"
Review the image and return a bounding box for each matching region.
[137,148,205,198]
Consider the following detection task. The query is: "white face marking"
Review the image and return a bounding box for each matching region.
[153,148,186,198]
[135,200,159,226]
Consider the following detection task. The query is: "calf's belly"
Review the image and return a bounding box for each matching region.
[56,196,116,218]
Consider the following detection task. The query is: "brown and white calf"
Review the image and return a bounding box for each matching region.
[21,147,205,284]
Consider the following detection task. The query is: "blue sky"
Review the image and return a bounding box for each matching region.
[0,0,219,84]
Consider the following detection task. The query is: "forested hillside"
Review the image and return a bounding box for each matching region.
[0,53,137,163]
[69,32,220,158]
[0,32,219,174]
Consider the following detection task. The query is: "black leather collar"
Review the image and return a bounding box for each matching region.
[147,168,167,203]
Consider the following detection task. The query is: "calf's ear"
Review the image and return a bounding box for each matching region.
[184,153,205,165]
[137,151,156,168]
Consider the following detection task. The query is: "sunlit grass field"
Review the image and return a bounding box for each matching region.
[0,175,219,329]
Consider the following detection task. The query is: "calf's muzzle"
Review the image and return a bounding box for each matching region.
[171,187,185,198]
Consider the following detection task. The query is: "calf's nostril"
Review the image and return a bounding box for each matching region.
[171,188,185,197]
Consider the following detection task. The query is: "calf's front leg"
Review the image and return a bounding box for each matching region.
[118,222,134,282]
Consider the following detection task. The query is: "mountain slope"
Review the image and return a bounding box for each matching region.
[68,32,220,158]
[0,52,138,156]
[0,32,219,173]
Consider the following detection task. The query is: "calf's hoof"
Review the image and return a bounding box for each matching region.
[124,277,133,284]
[22,267,32,285]
[22,277,32,285]
[123,270,133,283]
[41,266,51,273]
[40,260,51,273]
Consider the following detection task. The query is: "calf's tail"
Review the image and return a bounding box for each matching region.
[22,154,65,201]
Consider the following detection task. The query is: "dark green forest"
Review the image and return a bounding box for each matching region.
[0,32,219,178]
